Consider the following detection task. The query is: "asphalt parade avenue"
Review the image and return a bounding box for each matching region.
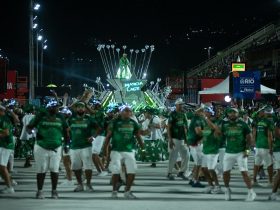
[0,156,279,210]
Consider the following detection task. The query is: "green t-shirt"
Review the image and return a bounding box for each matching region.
[216,118,226,148]
[221,119,251,154]
[109,117,140,152]
[187,115,205,145]
[91,110,105,136]
[168,111,188,140]
[0,115,14,150]
[202,120,219,154]
[69,115,98,149]
[253,117,274,149]
[30,111,68,150]
[274,120,280,152]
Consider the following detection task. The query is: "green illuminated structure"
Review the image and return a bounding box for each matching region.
[97,44,167,108]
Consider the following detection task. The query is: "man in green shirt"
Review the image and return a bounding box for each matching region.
[215,106,226,178]
[215,105,227,178]
[268,116,280,200]
[28,100,69,199]
[58,106,74,187]
[252,106,274,186]
[187,105,205,187]
[201,105,222,194]
[90,101,107,177]
[69,102,100,192]
[104,105,144,199]
[167,98,189,180]
[220,108,256,201]
[0,105,15,194]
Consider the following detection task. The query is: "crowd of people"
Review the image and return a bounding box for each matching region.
[0,95,280,202]
[196,52,247,78]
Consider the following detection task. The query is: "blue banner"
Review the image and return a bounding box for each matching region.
[233,71,260,99]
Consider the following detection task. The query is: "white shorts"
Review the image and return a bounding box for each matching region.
[34,144,62,173]
[109,151,137,174]
[273,152,280,170]
[190,144,203,166]
[255,148,273,167]
[70,147,93,170]
[0,147,13,167]
[92,136,105,155]
[202,154,219,170]
[223,152,248,172]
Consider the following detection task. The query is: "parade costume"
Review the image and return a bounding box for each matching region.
[252,106,274,186]
[167,98,190,180]
[28,100,69,199]
[0,106,15,194]
[138,107,164,166]
[220,108,256,201]
[69,102,99,192]
[104,105,145,199]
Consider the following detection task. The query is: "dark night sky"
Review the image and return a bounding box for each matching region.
[0,0,279,87]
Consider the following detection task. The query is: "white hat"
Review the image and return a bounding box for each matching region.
[175,98,184,105]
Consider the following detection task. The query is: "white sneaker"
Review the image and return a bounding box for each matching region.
[74,185,84,192]
[211,186,223,194]
[51,190,59,199]
[111,191,118,199]
[86,184,94,192]
[36,190,44,199]
[268,193,279,201]
[59,180,74,187]
[246,190,256,202]
[11,180,18,186]
[0,187,15,194]
[124,191,137,199]
[98,171,108,177]
[224,188,231,201]
[185,171,192,179]
[204,186,214,194]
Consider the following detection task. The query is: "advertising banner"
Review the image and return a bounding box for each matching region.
[232,63,246,72]
[233,71,260,99]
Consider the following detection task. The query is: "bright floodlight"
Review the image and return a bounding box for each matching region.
[33,23,38,29]
[224,95,232,103]
[43,45,47,50]
[37,35,43,41]
[34,4,40,10]
[143,73,147,78]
